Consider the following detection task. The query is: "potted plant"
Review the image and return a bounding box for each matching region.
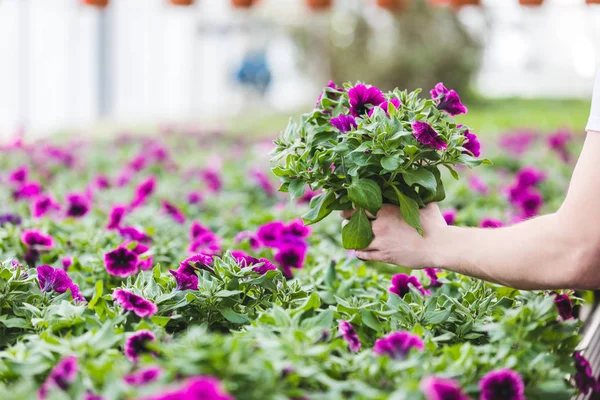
[519,0,544,5]
[451,0,481,6]
[170,0,194,5]
[306,0,333,10]
[231,0,256,8]
[82,0,109,7]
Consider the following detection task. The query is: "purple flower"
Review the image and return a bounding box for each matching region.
[480,218,503,228]
[38,356,78,400]
[517,188,543,218]
[430,82,467,116]
[162,200,186,224]
[140,376,233,400]
[468,175,488,195]
[138,256,153,271]
[299,187,321,204]
[421,376,469,400]
[104,247,139,278]
[231,251,277,275]
[553,292,574,320]
[348,84,385,117]
[190,221,212,240]
[65,193,90,218]
[368,97,401,117]
[32,195,61,218]
[113,289,158,318]
[499,130,538,156]
[36,265,84,302]
[93,175,111,190]
[442,208,456,225]
[124,366,162,386]
[124,330,157,362]
[315,80,342,108]
[200,169,222,192]
[187,191,203,205]
[21,230,55,249]
[179,253,214,276]
[13,181,42,201]
[119,226,152,244]
[0,213,22,226]
[274,243,307,277]
[252,258,278,275]
[547,129,571,162]
[107,205,127,230]
[61,257,72,271]
[131,176,157,208]
[188,232,221,255]
[169,268,199,291]
[389,274,430,298]
[338,320,361,352]
[250,169,275,196]
[574,352,597,395]
[256,221,285,247]
[479,369,524,400]
[516,167,545,188]
[9,165,28,185]
[234,231,260,250]
[463,130,481,157]
[330,115,358,133]
[282,220,311,239]
[424,268,442,288]
[412,121,447,151]
[85,392,104,400]
[373,331,424,359]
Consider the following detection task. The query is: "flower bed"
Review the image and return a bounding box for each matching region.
[0,121,593,399]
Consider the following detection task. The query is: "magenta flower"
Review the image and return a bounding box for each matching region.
[38,356,78,400]
[124,366,162,386]
[138,256,153,271]
[128,154,148,172]
[574,352,597,395]
[131,176,157,208]
[84,392,104,400]
[468,175,488,195]
[21,230,55,249]
[256,221,285,247]
[8,165,28,185]
[463,130,481,157]
[430,82,467,116]
[373,331,424,359]
[65,193,90,218]
[162,200,186,224]
[480,218,503,229]
[113,289,157,318]
[125,330,157,362]
[180,253,214,273]
[516,166,545,188]
[299,187,321,204]
[424,268,442,288]
[231,251,278,275]
[0,213,22,226]
[187,191,203,205]
[368,97,401,117]
[348,84,385,117]
[36,265,84,302]
[518,188,543,218]
[252,258,278,275]
[169,268,199,291]
[140,376,233,400]
[93,175,111,190]
[547,129,571,162]
[479,369,524,400]
[412,121,447,151]
[107,205,127,230]
[389,274,430,298]
[553,292,574,320]
[61,257,72,271]
[421,376,469,400]
[315,80,342,108]
[32,195,61,218]
[282,220,311,239]
[274,243,307,277]
[104,246,139,278]
[200,169,222,192]
[190,221,211,240]
[499,130,538,156]
[234,231,260,250]
[330,115,358,133]
[119,226,152,244]
[250,169,275,196]
[188,232,221,255]
[13,181,42,201]
[442,208,456,225]
[338,320,361,352]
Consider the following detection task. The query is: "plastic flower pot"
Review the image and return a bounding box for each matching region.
[231,0,256,8]
[376,0,409,11]
[587,0,600,4]
[451,0,481,6]
[519,0,544,5]
[170,0,194,5]
[82,0,109,7]
[306,0,333,10]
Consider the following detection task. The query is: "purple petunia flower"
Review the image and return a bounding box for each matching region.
[118,226,152,244]
[84,392,104,400]
[424,268,442,288]
[130,176,157,208]
[234,231,260,250]
[412,121,447,151]
[282,220,311,239]
[430,82,467,116]
[137,255,153,271]
[169,268,199,291]
[162,200,186,224]
[479,369,525,400]
[517,188,543,218]
[179,253,214,273]
[107,205,127,230]
[65,193,90,218]
[480,218,504,229]
[547,129,571,162]
[113,289,158,318]
[32,195,61,218]
[125,330,157,362]
[373,331,424,359]
[274,243,307,278]
[21,230,55,249]
[36,265,84,302]
[516,166,545,188]
[9,165,28,185]
[348,84,385,117]
[200,169,222,192]
[421,376,469,400]
[124,366,162,386]
[38,356,78,400]
[315,80,342,108]
[0,213,22,226]
[252,258,278,275]
[256,221,285,248]
[140,376,233,400]
[61,257,72,271]
[13,181,42,201]
[338,320,361,352]
[368,97,401,117]
[442,208,456,225]
[330,115,358,133]
[468,175,489,195]
[187,191,203,205]
[574,352,597,395]
[299,187,321,204]
[93,175,111,190]
[190,221,211,241]
[499,130,538,156]
[231,251,278,275]
[553,292,574,320]
[389,274,430,298]
[250,169,276,196]
[104,246,139,278]
[188,232,221,255]
[463,130,481,157]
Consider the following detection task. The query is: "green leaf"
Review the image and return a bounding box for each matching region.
[300,309,334,330]
[87,280,103,310]
[360,309,383,332]
[214,290,243,298]
[402,169,436,193]
[150,316,171,327]
[381,156,400,171]
[342,208,373,250]
[288,179,306,199]
[219,308,250,324]
[347,178,382,216]
[302,191,336,225]
[421,309,451,325]
[392,185,423,235]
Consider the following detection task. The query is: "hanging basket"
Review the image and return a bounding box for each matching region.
[376,0,409,12]
[519,0,544,5]
[306,0,333,10]
[82,0,109,7]
[451,0,481,6]
[231,0,256,8]
[170,0,194,5]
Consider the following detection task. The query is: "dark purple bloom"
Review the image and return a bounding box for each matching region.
[124,366,162,386]
[250,169,275,196]
[463,130,481,157]
[162,200,186,224]
[131,176,157,208]
[93,175,111,190]
[480,218,504,228]
[138,256,153,271]
[119,226,152,244]
[9,165,28,185]
[107,205,127,230]
[32,195,61,218]
[412,121,447,151]
[0,213,22,226]
[200,169,222,192]
[36,265,84,301]
[338,320,361,352]
[479,369,524,400]
[104,247,139,278]
[169,268,199,290]
[190,221,211,240]
[421,376,469,400]
[140,376,233,400]
[442,208,456,225]
[231,251,277,275]
[274,243,307,277]
[424,268,442,288]
[24,249,40,266]
[518,188,543,218]
[124,330,157,362]
[330,115,358,133]
[84,392,104,400]
[348,84,385,117]
[13,181,42,201]
[234,231,260,250]
[256,221,285,247]
[113,289,158,318]
[282,220,311,239]
[188,232,221,255]
[38,356,78,400]
[389,274,430,298]
[469,175,489,195]
[179,253,214,276]
[65,193,90,218]
[574,352,597,395]
[252,258,278,275]
[187,191,203,205]
[516,167,545,188]
[553,292,574,320]
[547,129,571,162]
[430,82,467,116]
[315,80,342,108]
[21,230,54,249]
[373,331,424,359]
[61,257,72,271]
[128,154,148,172]
[368,97,401,117]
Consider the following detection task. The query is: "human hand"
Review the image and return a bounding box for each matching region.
[341,203,447,268]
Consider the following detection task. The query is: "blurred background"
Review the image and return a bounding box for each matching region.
[0,0,599,140]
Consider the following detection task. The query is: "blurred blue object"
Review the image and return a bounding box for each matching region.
[236,50,272,94]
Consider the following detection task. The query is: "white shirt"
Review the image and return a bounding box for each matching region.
[588,74,600,132]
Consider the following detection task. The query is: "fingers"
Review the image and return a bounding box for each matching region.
[340,209,356,219]
[355,250,374,261]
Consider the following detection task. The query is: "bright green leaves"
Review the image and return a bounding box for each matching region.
[302,190,336,225]
[402,169,437,193]
[392,185,423,235]
[347,178,382,216]
[342,208,373,250]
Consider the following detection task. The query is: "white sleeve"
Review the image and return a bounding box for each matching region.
[587,74,600,132]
